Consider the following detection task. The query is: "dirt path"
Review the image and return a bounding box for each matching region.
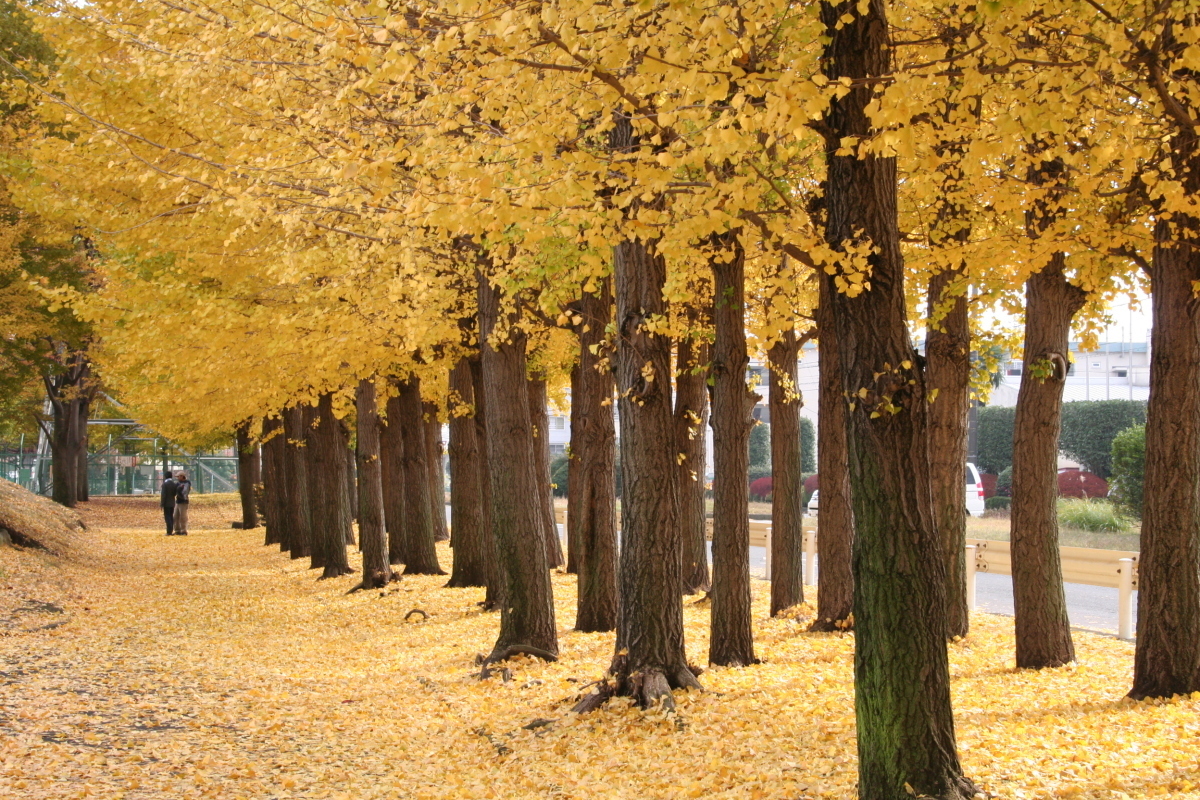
[1,498,1197,799]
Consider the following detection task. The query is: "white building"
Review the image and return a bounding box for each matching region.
[987,341,1150,407]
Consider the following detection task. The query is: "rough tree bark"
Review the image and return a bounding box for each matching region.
[75,395,90,502]
[768,329,804,616]
[1132,123,1200,698]
[604,108,700,708]
[235,420,261,530]
[470,356,505,610]
[356,378,392,589]
[675,327,711,595]
[282,404,313,560]
[381,393,407,566]
[308,392,353,579]
[424,402,450,543]
[396,377,444,575]
[926,267,971,639]
[44,352,91,508]
[709,231,758,667]
[1011,153,1082,670]
[446,357,489,588]
[528,376,565,569]
[566,361,583,576]
[572,277,618,633]
[811,281,855,631]
[477,271,558,660]
[821,0,973,795]
[260,415,286,545]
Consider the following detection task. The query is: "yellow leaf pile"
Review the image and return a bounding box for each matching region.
[1,497,1197,799]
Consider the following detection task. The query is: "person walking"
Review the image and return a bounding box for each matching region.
[173,471,192,536]
[160,471,177,535]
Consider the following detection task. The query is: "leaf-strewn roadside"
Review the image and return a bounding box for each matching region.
[1,498,1196,799]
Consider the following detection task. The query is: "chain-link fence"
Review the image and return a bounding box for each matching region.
[0,453,239,496]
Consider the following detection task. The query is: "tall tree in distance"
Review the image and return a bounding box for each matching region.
[768,326,805,616]
[571,277,618,632]
[356,378,391,589]
[477,269,557,662]
[235,419,260,530]
[675,316,711,595]
[446,356,488,588]
[1010,151,1082,670]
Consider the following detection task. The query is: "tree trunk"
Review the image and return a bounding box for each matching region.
[768,330,804,616]
[260,415,286,544]
[46,353,90,508]
[925,268,971,638]
[75,396,89,502]
[675,329,711,595]
[235,420,261,530]
[811,280,855,631]
[821,0,973,795]
[424,402,450,543]
[396,377,444,575]
[309,392,353,579]
[709,232,758,667]
[470,356,505,610]
[573,277,618,632]
[1132,135,1200,698]
[478,271,558,659]
[566,361,583,576]
[356,379,392,589]
[608,110,700,707]
[1011,154,1083,670]
[381,393,407,566]
[282,404,313,560]
[446,357,489,588]
[528,376,565,568]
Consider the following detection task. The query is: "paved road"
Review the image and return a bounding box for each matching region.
[541,516,1134,639]
[742,545,1134,638]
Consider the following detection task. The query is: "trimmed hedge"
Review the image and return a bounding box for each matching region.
[1109,423,1145,517]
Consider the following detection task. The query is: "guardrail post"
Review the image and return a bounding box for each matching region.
[1118,557,1135,640]
[764,523,772,581]
[964,544,977,612]
[804,528,817,587]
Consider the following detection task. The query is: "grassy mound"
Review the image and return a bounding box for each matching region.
[0,477,86,553]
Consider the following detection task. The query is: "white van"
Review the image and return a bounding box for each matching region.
[807,463,987,518]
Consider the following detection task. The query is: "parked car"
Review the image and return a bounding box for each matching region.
[806,464,986,518]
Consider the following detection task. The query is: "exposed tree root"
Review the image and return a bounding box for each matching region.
[476,644,557,680]
[404,608,429,621]
[808,614,854,633]
[569,658,703,715]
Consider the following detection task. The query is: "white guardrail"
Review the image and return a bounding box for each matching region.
[554,509,1139,640]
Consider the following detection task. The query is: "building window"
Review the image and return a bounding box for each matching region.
[1114,369,1128,378]
[1007,367,1022,376]
[551,416,565,430]
[549,444,566,456]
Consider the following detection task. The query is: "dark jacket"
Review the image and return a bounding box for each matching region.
[160,479,177,509]
[175,480,192,504]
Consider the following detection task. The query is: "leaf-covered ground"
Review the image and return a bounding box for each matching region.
[2,497,1197,799]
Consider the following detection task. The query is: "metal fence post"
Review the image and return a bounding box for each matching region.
[1118,557,1135,640]
[763,523,772,580]
[965,544,977,612]
[804,528,817,587]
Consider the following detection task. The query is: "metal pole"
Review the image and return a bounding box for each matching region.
[1118,558,1135,640]
[965,544,978,612]
[804,526,818,587]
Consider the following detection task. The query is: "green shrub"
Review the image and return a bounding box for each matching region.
[996,466,1012,497]
[985,496,1010,511]
[1056,497,1131,533]
[800,417,816,473]
[1109,423,1146,518]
